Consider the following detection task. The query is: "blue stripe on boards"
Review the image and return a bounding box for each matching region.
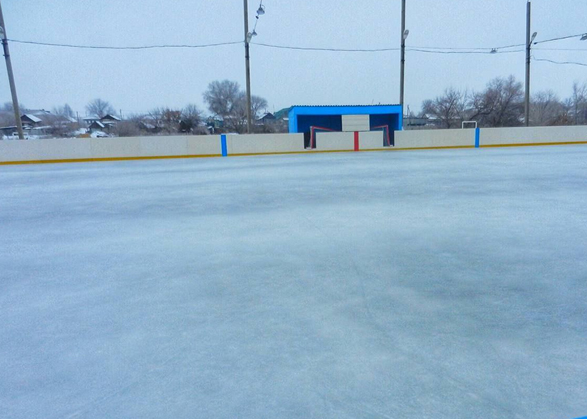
[475,127,480,148]
[221,135,228,157]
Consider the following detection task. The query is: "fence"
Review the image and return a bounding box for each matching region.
[1,126,587,165]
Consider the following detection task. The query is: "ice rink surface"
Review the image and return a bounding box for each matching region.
[1,146,587,419]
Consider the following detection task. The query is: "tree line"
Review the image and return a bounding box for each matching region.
[103,80,272,136]
[0,80,275,137]
[102,80,274,136]
[419,76,587,128]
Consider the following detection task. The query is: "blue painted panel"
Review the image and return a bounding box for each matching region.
[370,114,401,131]
[475,127,480,148]
[297,115,343,134]
[221,135,227,157]
[289,105,403,133]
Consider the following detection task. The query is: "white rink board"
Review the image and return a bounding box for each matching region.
[315,132,354,151]
[395,129,474,148]
[227,133,304,154]
[359,131,386,150]
[481,126,587,146]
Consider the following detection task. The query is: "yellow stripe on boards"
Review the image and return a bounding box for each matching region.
[479,141,587,148]
[0,154,222,166]
[1,141,587,166]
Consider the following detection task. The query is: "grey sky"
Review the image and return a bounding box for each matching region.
[1,0,586,117]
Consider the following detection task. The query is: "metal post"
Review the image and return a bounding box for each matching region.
[0,1,24,140]
[244,0,252,134]
[525,1,531,127]
[400,0,406,110]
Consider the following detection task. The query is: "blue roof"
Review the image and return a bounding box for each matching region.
[289,104,402,117]
[291,104,400,108]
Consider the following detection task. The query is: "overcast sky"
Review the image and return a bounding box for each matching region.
[1,0,586,117]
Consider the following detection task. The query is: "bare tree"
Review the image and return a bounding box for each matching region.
[469,76,524,127]
[115,120,142,137]
[86,99,115,118]
[251,95,268,121]
[203,80,242,129]
[147,107,181,133]
[569,81,587,125]
[203,80,269,133]
[530,91,565,126]
[53,104,75,119]
[180,104,203,133]
[2,101,27,112]
[421,88,467,128]
[147,107,165,128]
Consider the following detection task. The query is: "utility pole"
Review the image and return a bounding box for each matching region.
[399,0,407,110]
[243,0,252,134]
[525,1,537,127]
[0,0,24,140]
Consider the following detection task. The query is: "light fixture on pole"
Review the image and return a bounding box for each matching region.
[399,0,408,112]
[0,1,24,140]
[257,5,265,16]
[581,33,587,41]
[246,29,257,43]
[524,1,537,127]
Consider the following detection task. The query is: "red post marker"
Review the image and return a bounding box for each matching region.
[354,131,359,152]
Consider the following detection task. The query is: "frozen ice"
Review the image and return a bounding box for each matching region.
[1,146,587,419]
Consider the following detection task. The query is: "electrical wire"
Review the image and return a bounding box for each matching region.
[4,37,579,57]
[251,42,398,52]
[534,57,587,67]
[253,42,525,54]
[409,48,524,55]
[410,42,525,51]
[534,47,587,52]
[7,39,242,50]
[534,33,587,45]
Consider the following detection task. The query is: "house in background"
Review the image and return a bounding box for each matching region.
[21,114,42,129]
[101,114,121,131]
[88,121,106,132]
[84,114,121,133]
[257,112,276,125]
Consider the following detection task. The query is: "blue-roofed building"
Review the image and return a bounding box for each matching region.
[288,105,403,148]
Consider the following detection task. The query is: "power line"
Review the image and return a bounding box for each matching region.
[5,38,580,56]
[410,42,525,51]
[534,33,586,45]
[252,42,398,52]
[534,47,587,52]
[7,39,242,50]
[409,48,525,55]
[534,57,587,67]
[252,43,524,54]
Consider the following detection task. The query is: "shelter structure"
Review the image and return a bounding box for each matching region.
[288,105,403,148]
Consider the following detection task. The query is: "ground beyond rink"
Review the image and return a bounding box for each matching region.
[1,146,586,419]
